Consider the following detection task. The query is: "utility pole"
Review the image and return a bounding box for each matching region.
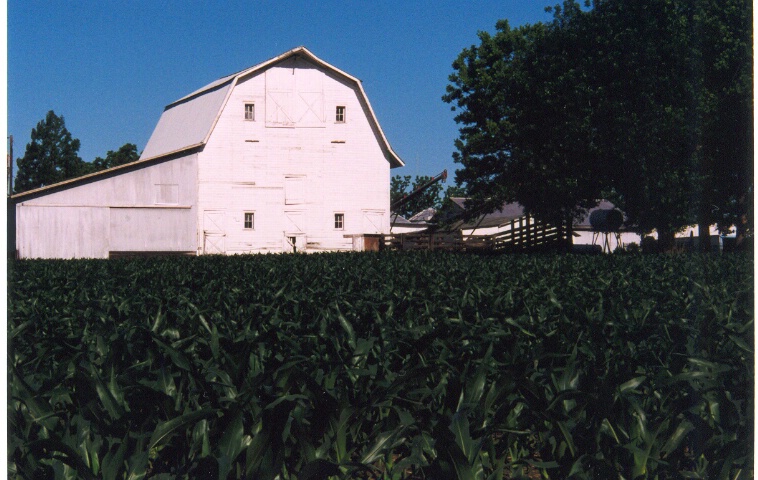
[7,135,12,196]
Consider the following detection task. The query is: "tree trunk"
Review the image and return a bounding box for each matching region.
[657,229,676,252]
[735,215,749,250]
[697,222,712,252]
[563,217,574,253]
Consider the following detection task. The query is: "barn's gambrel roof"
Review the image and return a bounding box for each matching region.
[141,46,405,168]
[11,47,404,200]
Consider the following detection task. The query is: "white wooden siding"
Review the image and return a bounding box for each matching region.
[15,206,109,259]
[197,58,392,253]
[110,207,195,252]
[15,154,199,258]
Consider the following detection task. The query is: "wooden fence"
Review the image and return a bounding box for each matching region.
[384,216,568,253]
[383,231,464,251]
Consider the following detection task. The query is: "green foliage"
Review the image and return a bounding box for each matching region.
[86,143,141,174]
[8,253,753,479]
[12,112,142,194]
[444,13,602,229]
[13,111,86,194]
[444,0,753,245]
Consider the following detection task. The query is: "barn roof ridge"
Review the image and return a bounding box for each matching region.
[142,46,404,167]
[169,46,356,107]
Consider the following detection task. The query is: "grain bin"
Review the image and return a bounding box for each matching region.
[589,208,624,233]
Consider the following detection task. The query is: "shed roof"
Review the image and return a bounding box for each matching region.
[449,198,523,228]
[141,46,405,168]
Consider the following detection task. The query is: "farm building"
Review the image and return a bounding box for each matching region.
[10,47,404,258]
[399,198,732,253]
[396,198,637,252]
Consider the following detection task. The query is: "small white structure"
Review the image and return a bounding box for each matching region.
[11,47,404,258]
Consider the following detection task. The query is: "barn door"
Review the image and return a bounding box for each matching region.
[203,211,226,254]
[283,234,306,253]
[362,211,385,234]
[284,211,306,253]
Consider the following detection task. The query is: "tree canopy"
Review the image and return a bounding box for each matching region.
[13,111,142,194]
[444,0,752,247]
[13,111,86,194]
[85,143,140,173]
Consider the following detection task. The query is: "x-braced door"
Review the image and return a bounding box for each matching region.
[203,211,226,254]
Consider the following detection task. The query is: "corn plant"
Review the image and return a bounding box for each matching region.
[8,252,753,479]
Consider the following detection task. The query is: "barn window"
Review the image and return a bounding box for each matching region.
[334,213,344,230]
[244,212,254,229]
[245,103,255,121]
[335,106,345,123]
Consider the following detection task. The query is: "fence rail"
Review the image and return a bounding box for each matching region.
[385,216,568,253]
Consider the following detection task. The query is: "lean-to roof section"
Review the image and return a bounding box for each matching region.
[141,46,404,168]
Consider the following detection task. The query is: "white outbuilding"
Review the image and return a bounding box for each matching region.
[10,47,404,258]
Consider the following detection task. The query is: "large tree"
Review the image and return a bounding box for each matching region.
[443,10,604,239]
[444,0,752,249]
[14,111,87,194]
[589,0,752,249]
[689,0,753,246]
[588,0,700,249]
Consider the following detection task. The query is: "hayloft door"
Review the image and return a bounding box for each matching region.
[203,211,226,254]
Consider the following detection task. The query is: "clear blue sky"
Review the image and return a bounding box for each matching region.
[8,1,555,185]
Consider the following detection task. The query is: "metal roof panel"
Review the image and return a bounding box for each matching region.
[140,81,233,161]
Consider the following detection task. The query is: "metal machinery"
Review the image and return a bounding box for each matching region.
[390,170,447,232]
[589,208,624,252]
[390,170,447,212]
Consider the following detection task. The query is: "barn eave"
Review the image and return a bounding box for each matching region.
[9,145,203,202]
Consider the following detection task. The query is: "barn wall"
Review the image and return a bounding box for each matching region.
[15,154,199,258]
[16,206,110,259]
[197,58,391,254]
[110,207,196,252]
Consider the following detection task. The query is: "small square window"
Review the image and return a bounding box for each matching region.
[244,212,254,229]
[245,103,255,121]
[335,106,345,123]
[334,213,344,230]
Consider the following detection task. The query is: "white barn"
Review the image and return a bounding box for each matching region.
[11,47,404,258]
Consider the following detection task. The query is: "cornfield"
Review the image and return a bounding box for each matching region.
[8,252,753,479]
